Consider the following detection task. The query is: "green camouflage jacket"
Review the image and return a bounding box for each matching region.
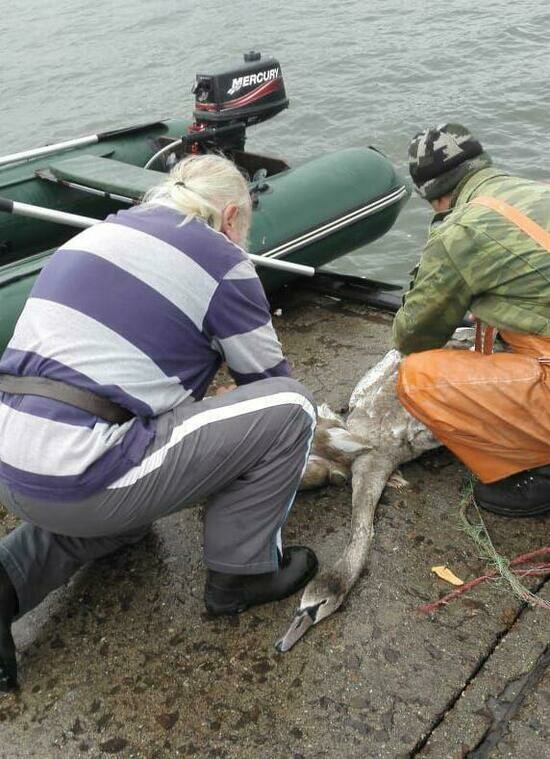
[393,167,550,354]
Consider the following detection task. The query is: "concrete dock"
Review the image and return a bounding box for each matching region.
[1,289,548,758]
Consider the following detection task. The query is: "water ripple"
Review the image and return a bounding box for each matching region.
[1,0,549,282]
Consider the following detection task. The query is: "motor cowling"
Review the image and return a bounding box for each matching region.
[192,52,289,127]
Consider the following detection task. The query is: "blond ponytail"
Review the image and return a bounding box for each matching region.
[142,154,251,240]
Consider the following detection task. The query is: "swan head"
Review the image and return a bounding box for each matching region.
[275,570,348,652]
[299,454,350,491]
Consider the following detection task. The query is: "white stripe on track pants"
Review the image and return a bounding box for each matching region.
[0,376,316,616]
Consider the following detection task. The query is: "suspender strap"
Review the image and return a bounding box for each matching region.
[471,196,550,251]
[471,195,550,354]
[474,320,496,355]
[0,374,133,425]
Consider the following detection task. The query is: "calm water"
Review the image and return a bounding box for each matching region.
[2,0,549,285]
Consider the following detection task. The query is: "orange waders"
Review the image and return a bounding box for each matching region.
[397,195,550,484]
[397,328,550,483]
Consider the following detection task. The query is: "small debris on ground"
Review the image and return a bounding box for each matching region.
[431,565,464,586]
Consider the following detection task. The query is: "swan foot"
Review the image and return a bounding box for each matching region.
[387,470,409,490]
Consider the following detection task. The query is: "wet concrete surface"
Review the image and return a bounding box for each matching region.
[0,289,548,758]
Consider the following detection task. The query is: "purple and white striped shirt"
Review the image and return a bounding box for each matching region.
[0,205,289,500]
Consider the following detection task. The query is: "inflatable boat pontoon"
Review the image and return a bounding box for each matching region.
[0,53,410,351]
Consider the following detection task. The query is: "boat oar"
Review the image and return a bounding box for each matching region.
[0,121,165,168]
[0,197,315,277]
[0,197,101,230]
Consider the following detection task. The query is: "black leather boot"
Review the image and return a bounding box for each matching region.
[473,465,550,518]
[0,562,18,691]
[204,546,318,616]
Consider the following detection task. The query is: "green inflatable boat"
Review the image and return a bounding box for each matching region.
[0,53,410,352]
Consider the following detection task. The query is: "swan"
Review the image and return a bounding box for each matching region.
[277,329,475,651]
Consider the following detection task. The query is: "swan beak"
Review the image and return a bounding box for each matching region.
[275,609,315,653]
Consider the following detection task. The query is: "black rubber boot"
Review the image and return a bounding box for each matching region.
[204,546,318,616]
[473,465,550,518]
[0,562,18,691]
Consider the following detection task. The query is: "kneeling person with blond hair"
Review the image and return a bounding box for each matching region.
[0,154,318,689]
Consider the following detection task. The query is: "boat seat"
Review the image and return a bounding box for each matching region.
[46,155,164,200]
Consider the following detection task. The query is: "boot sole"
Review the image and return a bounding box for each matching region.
[474,495,550,518]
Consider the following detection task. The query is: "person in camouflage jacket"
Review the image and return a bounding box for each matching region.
[394,123,550,518]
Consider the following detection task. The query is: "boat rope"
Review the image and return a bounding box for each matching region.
[457,479,550,610]
[417,547,550,613]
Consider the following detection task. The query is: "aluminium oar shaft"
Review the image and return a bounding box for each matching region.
[0,121,165,168]
[0,197,98,228]
[251,254,314,275]
[0,197,315,277]
[0,136,99,169]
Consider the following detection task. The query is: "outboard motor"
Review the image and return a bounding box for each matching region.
[187,52,288,153]
[147,53,290,179]
[193,51,288,126]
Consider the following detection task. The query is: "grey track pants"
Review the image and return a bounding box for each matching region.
[0,377,316,616]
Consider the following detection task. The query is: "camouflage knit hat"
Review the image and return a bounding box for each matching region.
[408,123,492,201]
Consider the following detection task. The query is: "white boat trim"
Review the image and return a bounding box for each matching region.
[261,185,408,260]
